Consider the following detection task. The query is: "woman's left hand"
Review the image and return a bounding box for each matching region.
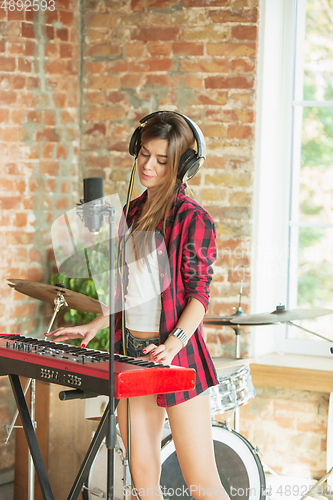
[142,335,183,365]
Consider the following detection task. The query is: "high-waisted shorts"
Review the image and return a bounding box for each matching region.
[124,328,159,358]
[123,329,210,397]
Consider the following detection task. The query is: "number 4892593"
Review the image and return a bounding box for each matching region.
[0,0,55,11]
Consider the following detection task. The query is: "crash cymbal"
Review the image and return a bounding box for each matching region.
[204,305,333,326]
[7,278,105,314]
[229,305,333,325]
[203,316,235,326]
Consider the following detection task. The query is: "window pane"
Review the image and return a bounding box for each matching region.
[303,0,333,101]
[292,226,333,340]
[299,106,333,222]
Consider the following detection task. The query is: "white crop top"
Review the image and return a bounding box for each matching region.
[124,230,162,332]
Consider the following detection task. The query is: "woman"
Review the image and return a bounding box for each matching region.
[49,111,228,499]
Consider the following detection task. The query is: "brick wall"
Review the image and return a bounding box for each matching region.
[238,386,328,480]
[0,0,80,483]
[80,0,258,359]
[2,0,325,490]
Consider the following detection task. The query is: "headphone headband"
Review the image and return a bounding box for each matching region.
[129,110,206,182]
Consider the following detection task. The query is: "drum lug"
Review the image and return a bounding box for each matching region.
[254,445,264,456]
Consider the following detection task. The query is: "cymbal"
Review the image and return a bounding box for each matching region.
[204,305,333,326]
[7,278,105,314]
[203,316,235,326]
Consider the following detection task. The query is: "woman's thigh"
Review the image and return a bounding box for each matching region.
[117,395,166,474]
[166,395,224,495]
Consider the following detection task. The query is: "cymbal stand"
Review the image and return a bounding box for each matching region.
[231,280,243,431]
[4,291,68,500]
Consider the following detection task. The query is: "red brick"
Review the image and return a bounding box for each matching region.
[148,42,172,56]
[180,58,228,73]
[146,74,170,87]
[36,128,60,142]
[131,0,177,10]
[120,73,142,89]
[107,91,126,104]
[207,42,257,57]
[130,58,172,72]
[0,127,20,142]
[0,109,9,123]
[18,58,32,72]
[132,27,180,42]
[59,11,74,25]
[45,43,58,56]
[0,197,22,210]
[88,45,121,57]
[232,25,258,41]
[25,9,34,22]
[228,124,254,139]
[205,76,254,89]
[45,26,54,40]
[209,8,258,23]
[8,42,24,55]
[0,40,5,52]
[231,58,256,74]
[11,109,26,125]
[45,60,71,74]
[84,61,105,73]
[24,40,35,56]
[173,42,204,56]
[10,75,26,89]
[89,13,119,28]
[56,28,68,41]
[124,42,146,57]
[87,75,119,90]
[8,9,25,21]
[183,0,230,5]
[45,9,59,24]
[55,0,70,8]
[0,57,16,72]
[22,23,35,39]
[60,43,73,58]
[15,213,27,227]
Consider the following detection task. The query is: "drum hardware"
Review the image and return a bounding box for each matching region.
[299,467,333,500]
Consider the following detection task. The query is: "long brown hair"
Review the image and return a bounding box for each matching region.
[132,111,195,237]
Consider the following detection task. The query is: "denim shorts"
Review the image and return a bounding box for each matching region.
[124,328,159,358]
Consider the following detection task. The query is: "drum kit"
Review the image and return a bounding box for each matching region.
[5,278,333,500]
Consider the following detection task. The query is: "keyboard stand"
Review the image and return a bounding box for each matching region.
[9,374,54,500]
[6,373,115,500]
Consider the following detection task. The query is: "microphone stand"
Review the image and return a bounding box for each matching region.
[77,200,117,500]
[106,204,117,500]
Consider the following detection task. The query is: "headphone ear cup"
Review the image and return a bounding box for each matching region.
[178,149,199,182]
[129,126,142,157]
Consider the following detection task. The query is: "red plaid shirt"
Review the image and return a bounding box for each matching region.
[114,184,218,407]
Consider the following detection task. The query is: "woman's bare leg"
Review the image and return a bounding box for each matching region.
[167,395,230,500]
[117,395,166,500]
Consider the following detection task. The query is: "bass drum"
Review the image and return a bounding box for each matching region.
[160,422,266,500]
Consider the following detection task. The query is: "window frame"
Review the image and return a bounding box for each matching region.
[251,0,333,358]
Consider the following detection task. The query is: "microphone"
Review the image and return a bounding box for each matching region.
[82,177,105,234]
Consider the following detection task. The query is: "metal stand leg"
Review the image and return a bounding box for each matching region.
[9,374,54,500]
[67,402,114,500]
[233,327,241,432]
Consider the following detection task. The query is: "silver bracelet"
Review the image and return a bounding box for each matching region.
[169,328,188,348]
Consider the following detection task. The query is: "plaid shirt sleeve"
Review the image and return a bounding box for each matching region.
[181,211,216,312]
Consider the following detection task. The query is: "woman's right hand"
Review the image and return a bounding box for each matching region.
[45,324,98,348]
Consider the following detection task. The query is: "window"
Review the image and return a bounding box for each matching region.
[252,0,333,357]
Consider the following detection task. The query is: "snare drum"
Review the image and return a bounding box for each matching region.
[210,365,256,416]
